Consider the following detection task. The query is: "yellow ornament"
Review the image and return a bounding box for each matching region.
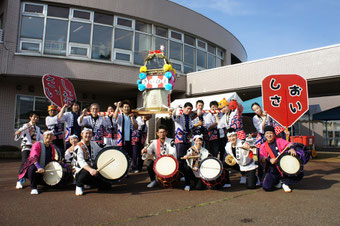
[172,69,176,75]
[218,98,228,109]
[140,66,147,73]
[163,64,172,72]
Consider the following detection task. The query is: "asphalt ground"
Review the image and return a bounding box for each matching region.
[1,158,340,226]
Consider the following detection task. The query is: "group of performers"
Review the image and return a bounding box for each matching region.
[14,98,305,195]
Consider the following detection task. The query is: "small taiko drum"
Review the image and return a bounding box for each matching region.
[153,155,180,188]
[94,147,130,183]
[43,161,72,186]
[277,152,302,176]
[199,157,226,189]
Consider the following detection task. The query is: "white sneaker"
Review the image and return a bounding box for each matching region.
[274,180,282,189]
[184,185,190,191]
[134,170,139,173]
[16,181,23,189]
[84,184,91,189]
[240,176,247,184]
[30,189,39,195]
[223,183,231,188]
[180,177,185,182]
[147,180,156,188]
[282,184,292,193]
[256,177,261,186]
[75,186,83,196]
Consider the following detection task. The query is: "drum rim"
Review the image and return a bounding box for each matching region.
[43,160,63,186]
[94,146,130,183]
[153,155,179,178]
[198,157,223,181]
[277,152,302,175]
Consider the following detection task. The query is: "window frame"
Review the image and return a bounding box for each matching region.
[19,39,42,53]
[114,16,134,30]
[68,43,90,59]
[70,8,93,22]
[113,49,133,64]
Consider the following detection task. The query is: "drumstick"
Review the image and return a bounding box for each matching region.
[35,169,62,173]
[274,144,293,163]
[181,155,200,159]
[97,158,115,172]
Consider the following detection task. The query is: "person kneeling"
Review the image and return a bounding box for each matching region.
[259,126,303,192]
[182,135,209,191]
[18,130,57,195]
[141,125,176,188]
[73,127,111,196]
[224,129,259,189]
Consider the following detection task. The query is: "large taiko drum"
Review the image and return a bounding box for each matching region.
[153,155,180,188]
[43,161,72,186]
[94,146,129,183]
[199,157,226,188]
[277,152,302,176]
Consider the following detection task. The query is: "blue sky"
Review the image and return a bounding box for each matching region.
[171,0,340,61]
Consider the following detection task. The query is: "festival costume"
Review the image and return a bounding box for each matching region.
[15,122,43,176]
[60,111,81,148]
[73,140,111,189]
[144,137,176,181]
[18,141,56,189]
[46,115,65,155]
[259,138,303,191]
[131,116,148,171]
[206,112,227,161]
[77,115,107,145]
[225,140,258,189]
[103,115,117,146]
[218,106,246,140]
[184,146,209,190]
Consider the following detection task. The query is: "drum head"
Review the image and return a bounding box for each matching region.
[43,161,63,186]
[95,147,129,182]
[154,156,178,178]
[278,154,301,175]
[199,158,222,181]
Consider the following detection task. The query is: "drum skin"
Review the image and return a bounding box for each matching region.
[199,157,226,188]
[153,155,180,188]
[94,146,129,183]
[277,152,302,176]
[43,161,72,186]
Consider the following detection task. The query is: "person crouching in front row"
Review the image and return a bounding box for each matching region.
[224,128,260,189]
[182,134,210,191]
[73,127,111,196]
[259,126,303,192]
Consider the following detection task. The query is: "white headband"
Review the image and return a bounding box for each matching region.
[82,128,92,132]
[69,134,78,139]
[193,134,203,141]
[227,131,237,137]
[43,130,54,135]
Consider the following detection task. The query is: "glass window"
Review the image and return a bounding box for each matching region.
[94,12,113,25]
[21,42,40,52]
[170,41,182,61]
[24,4,44,14]
[117,17,132,27]
[184,65,194,74]
[216,57,223,67]
[155,26,167,37]
[73,10,91,20]
[171,31,182,41]
[197,40,206,49]
[184,45,195,65]
[197,49,207,68]
[70,46,88,56]
[171,62,182,72]
[134,33,151,65]
[217,48,224,58]
[114,28,133,50]
[154,37,167,56]
[208,44,215,54]
[184,35,195,46]
[92,25,112,60]
[44,19,68,56]
[20,16,44,39]
[135,21,151,33]
[69,21,91,44]
[115,52,131,62]
[15,95,49,130]
[47,5,69,18]
[208,54,215,69]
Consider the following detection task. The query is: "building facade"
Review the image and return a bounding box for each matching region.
[0,0,246,148]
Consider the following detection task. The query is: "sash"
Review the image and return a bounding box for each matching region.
[156,139,162,157]
[78,141,91,164]
[39,141,46,168]
[264,141,283,176]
